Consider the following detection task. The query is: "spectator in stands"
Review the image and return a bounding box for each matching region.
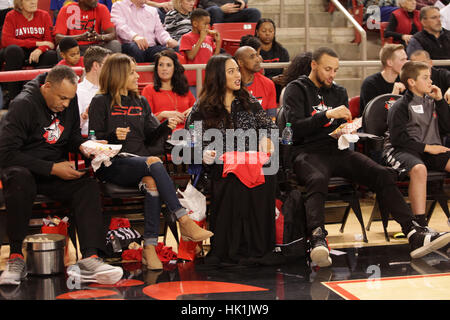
[359,44,407,114]
[239,34,262,55]
[147,0,174,23]
[164,0,195,44]
[54,0,121,55]
[0,65,124,286]
[406,6,450,64]
[198,0,261,25]
[254,18,290,102]
[234,46,277,118]
[180,8,221,96]
[383,61,450,228]
[440,2,450,29]
[88,53,213,270]
[278,51,312,105]
[57,37,85,68]
[1,0,58,104]
[77,46,111,135]
[385,0,422,46]
[141,49,196,131]
[363,0,398,24]
[187,54,278,267]
[410,49,450,103]
[282,47,450,267]
[111,0,178,63]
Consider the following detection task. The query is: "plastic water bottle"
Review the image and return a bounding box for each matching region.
[281,123,293,145]
[87,130,96,141]
[189,124,196,147]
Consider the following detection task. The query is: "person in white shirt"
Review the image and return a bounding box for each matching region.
[440,3,450,29]
[77,45,111,135]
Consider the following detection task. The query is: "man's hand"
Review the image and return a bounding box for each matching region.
[424,144,450,155]
[133,35,149,50]
[325,105,352,121]
[444,88,450,104]
[401,34,413,45]
[203,150,216,165]
[220,2,240,13]
[167,38,178,48]
[116,127,130,140]
[429,85,443,101]
[392,82,406,95]
[51,161,85,180]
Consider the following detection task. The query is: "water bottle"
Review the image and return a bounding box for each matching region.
[281,123,293,145]
[189,124,196,147]
[87,130,96,141]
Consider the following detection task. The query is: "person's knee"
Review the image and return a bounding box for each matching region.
[140,176,157,192]
[1,166,33,185]
[244,8,261,21]
[4,45,24,65]
[409,164,427,181]
[146,156,162,167]
[1,166,36,197]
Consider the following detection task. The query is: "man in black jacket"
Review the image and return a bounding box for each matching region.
[406,6,450,67]
[282,47,450,267]
[0,65,123,286]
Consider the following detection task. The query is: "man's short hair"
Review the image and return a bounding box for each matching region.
[312,47,338,63]
[83,46,111,73]
[420,5,439,20]
[59,37,79,53]
[190,8,209,23]
[379,43,405,67]
[409,49,431,60]
[239,35,261,51]
[46,65,79,85]
[400,61,430,89]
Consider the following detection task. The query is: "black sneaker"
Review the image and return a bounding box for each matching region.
[407,221,450,259]
[309,227,332,267]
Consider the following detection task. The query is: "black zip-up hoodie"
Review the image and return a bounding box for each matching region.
[283,75,349,153]
[0,73,85,176]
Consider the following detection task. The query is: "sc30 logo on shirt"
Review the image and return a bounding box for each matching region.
[111,106,143,116]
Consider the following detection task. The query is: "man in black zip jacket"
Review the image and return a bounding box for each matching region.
[282,47,450,267]
[0,65,123,286]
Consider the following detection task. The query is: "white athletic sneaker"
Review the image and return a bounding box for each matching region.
[67,257,123,285]
[0,258,27,286]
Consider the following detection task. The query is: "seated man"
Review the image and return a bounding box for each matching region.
[359,43,408,115]
[198,0,261,25]
[111,0,178,63]
[234,45,277,118]
[54,0,122,55]
[406,6,450,66]
[0,65,123,286]
[282,47,450,267]
[410,49,450,103]
[383,61,450,228]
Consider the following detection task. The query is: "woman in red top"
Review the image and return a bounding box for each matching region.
[1,0,57,102]
[141,49,196,131]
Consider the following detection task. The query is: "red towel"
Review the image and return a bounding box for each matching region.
[220,151,270,188]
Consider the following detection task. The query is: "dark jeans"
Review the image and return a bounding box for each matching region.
[206,6,261,25]
[4,45,58,101]
[1,166,106,257]
[96,157,187,244]
[293,148,415,235]
[121,42,167,63]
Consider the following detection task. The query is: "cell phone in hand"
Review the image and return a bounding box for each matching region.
[78,167,91,172]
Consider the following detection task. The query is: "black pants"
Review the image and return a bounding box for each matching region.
[4,45,58,101]
[293,148,414,235]
[1,166,106,257]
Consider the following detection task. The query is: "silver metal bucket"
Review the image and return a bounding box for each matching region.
[24,234,66,275]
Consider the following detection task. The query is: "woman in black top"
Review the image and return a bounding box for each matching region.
[187,54,278,267]
[89,53,213,270]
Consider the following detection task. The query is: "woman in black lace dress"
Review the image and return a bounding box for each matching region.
[187,54,279,267]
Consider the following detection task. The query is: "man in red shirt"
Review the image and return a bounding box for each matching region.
[235,45,277,118]
[54,0,121,55]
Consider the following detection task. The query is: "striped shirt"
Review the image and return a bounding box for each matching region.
[164,10,192,42]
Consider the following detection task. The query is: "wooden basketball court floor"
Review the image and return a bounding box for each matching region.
[0,197,449,301]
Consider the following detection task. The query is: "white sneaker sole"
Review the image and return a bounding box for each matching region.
[0,277,21,286]
[410,233,450,259]
[310,246,332,267]
[67,267,123,285]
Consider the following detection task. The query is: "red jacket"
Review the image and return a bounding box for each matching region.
[392,8,422,36]
[1,9,54,52]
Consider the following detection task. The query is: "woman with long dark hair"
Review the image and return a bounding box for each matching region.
[279,51,312,104]
[187,54,278,267]
[142,49,195,131]
[89,53,213,270]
